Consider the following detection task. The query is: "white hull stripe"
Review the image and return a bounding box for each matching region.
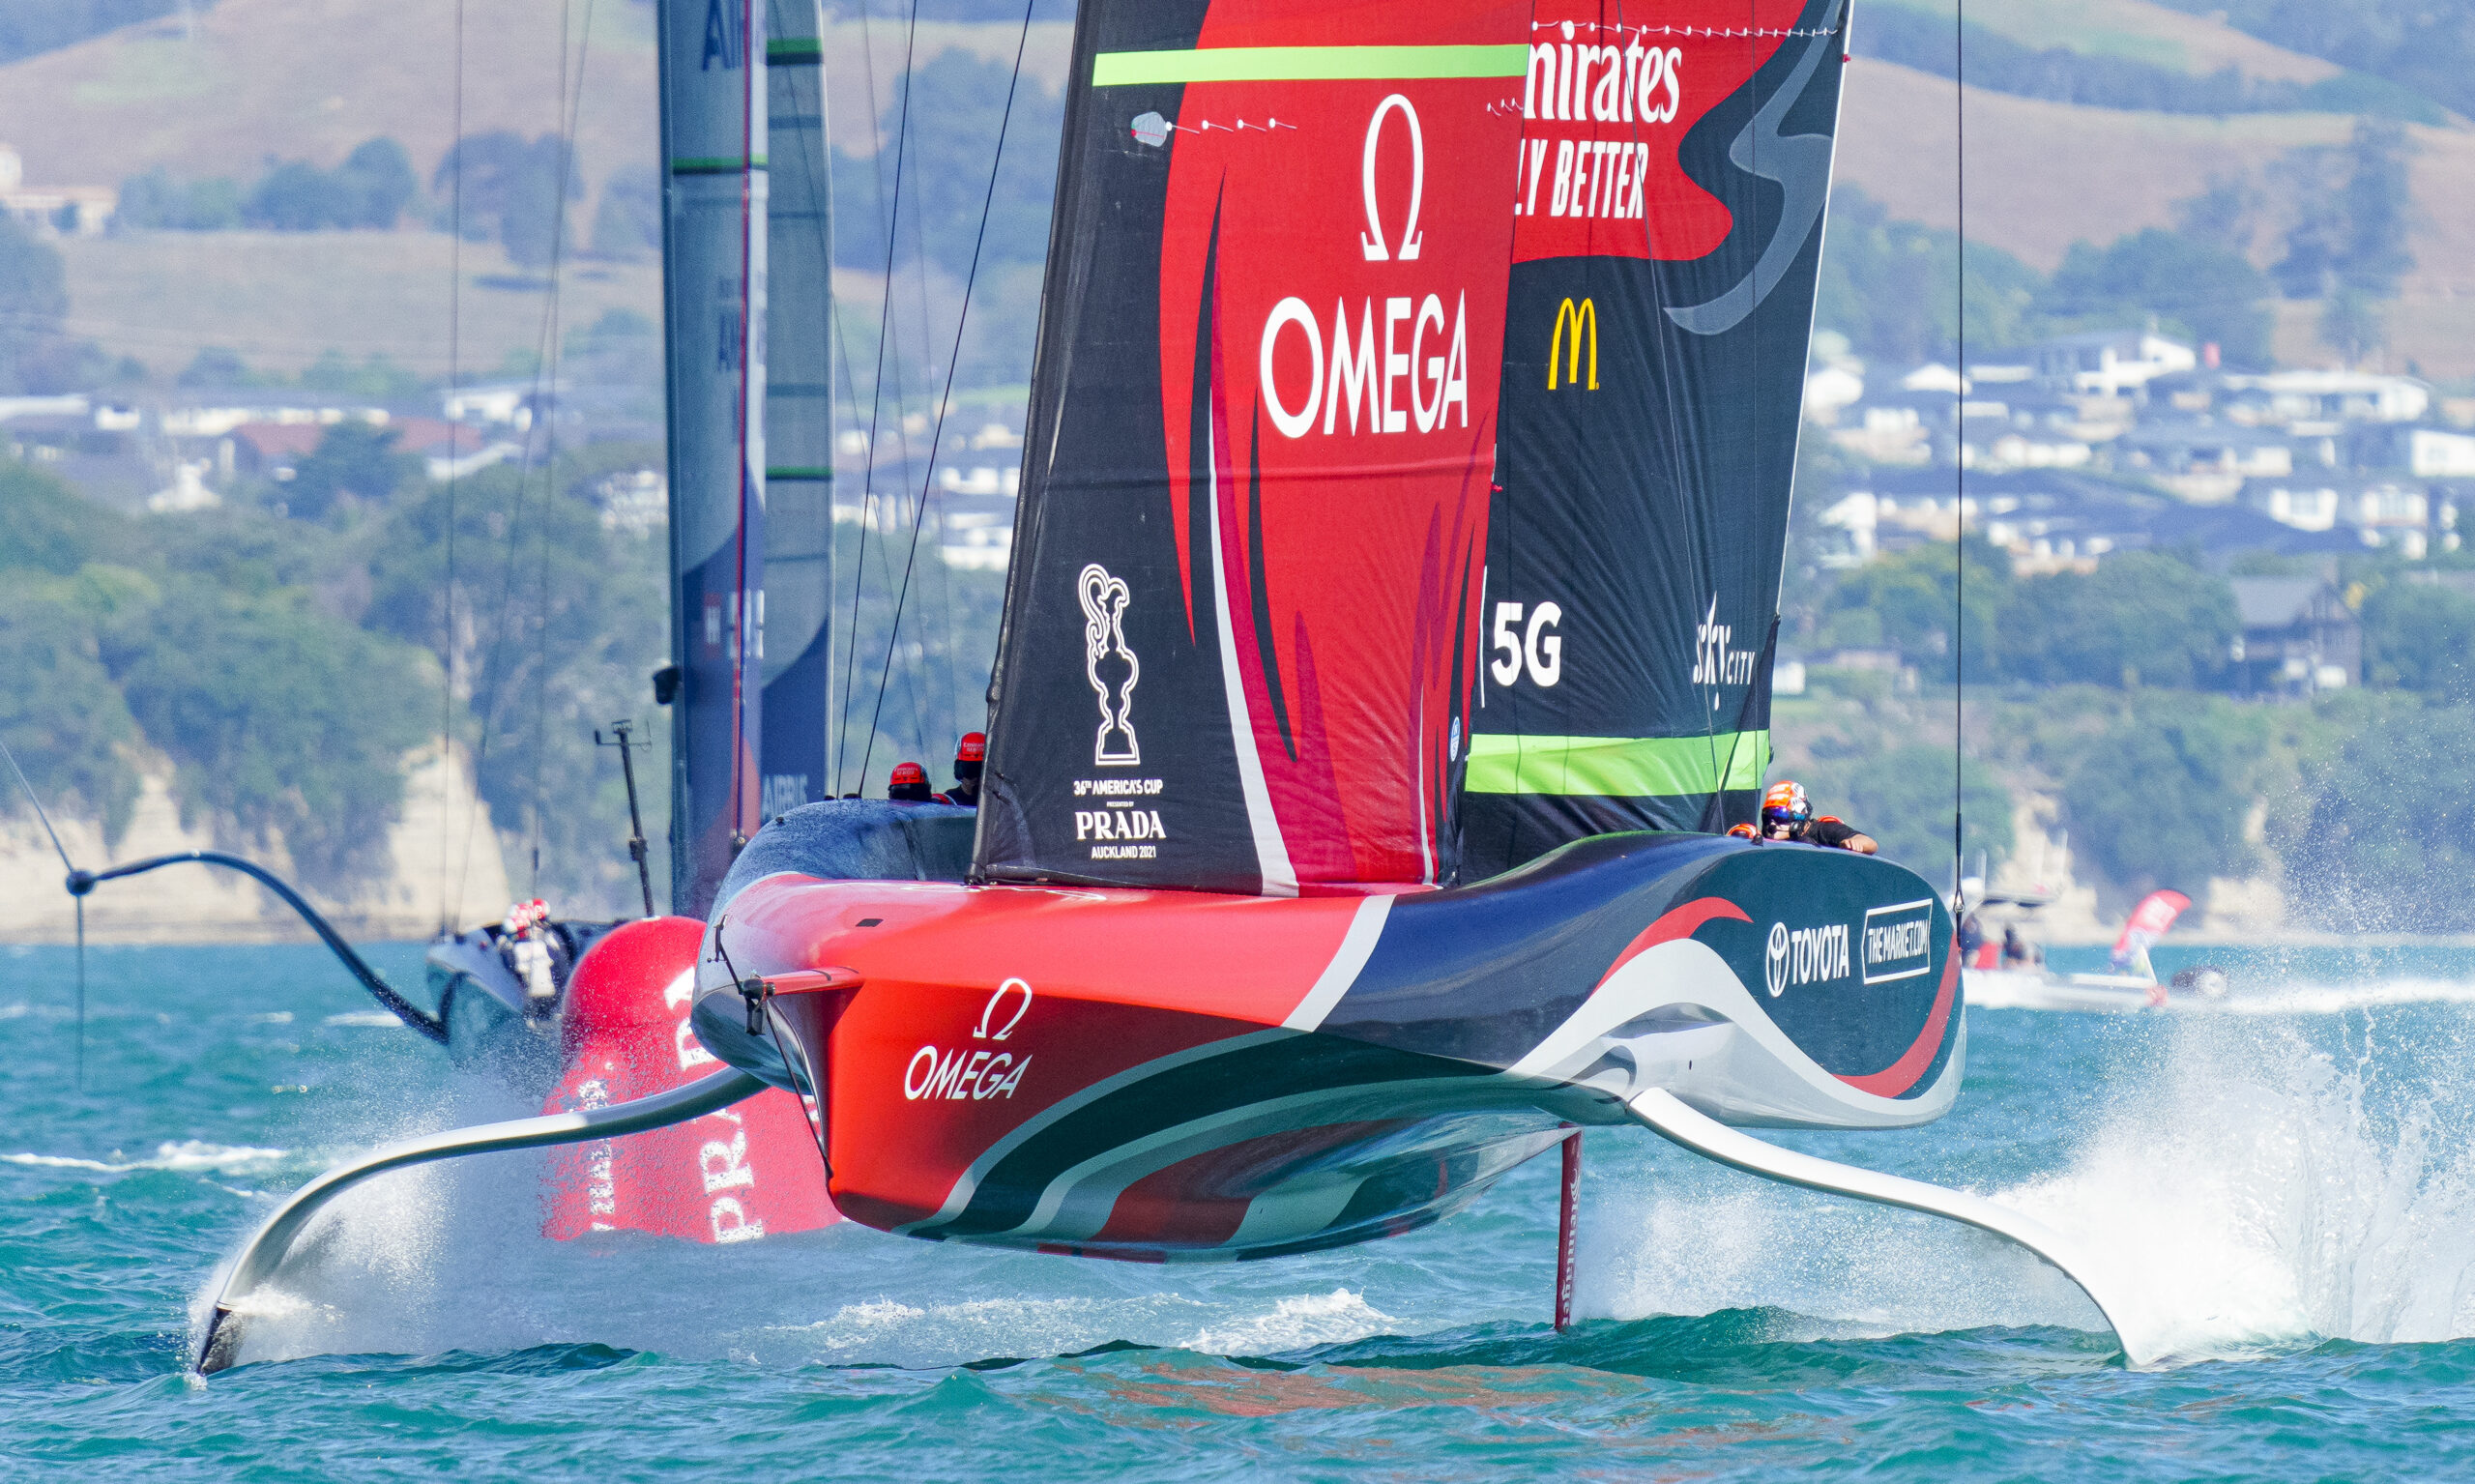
[1206,418,1298,897]
[1282,894,1394,1031]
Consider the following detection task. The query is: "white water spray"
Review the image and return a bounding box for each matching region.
[1586,1004,2475,1362]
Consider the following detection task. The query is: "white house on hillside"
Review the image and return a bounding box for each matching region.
[2033,331,2197,397]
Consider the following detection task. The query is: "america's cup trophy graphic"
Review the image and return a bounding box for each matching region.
[1078,563,1140,767]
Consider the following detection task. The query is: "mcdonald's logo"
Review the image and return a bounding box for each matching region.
[1549,297,1598,391]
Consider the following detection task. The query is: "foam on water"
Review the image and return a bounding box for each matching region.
[1587,1000,2475,1365]
[4,1140,292,1174]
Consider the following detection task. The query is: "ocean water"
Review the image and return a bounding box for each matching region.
[7,941,2475,1479]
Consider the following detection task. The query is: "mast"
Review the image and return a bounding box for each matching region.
[759,0,835,818]
[657,0,770,915]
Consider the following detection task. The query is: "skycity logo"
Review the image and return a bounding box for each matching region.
[1692,596,1760,686]
[1258,95,1472,441]
[1764,919,1850,998]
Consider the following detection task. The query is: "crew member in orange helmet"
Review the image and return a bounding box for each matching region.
[943,731,986,807]
[887,761,935,802]
[1755,779,1877,854]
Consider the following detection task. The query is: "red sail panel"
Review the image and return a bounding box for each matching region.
[977,0,1529,894]
[1509,2,1808,264]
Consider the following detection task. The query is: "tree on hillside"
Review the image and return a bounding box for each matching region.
[2283,699,2475,932]
[244,160,344,232]
[2062,705,2257,908]
[2272,123,2418,307]
[0,588,142,843]
[2034,228,2275,367]
[333,137,418,229]
[1998,552,2238,690]
[114,166,244,231]
[2159,0,2475,126]
[0,458,117,575]
[2360,580,2475,698]
[1813,188,2045,364]
[285,422,421,519]
[362,450,672,911]
[2318,288,2387,366]
[111,580,432,887]
[591,166,661,261]
[244,138,421,232]
[0,211,68,393]
[831,52,1064,279]
[434,132,582,271]
[2173,173,2263,259]
[1815,535,2011,683]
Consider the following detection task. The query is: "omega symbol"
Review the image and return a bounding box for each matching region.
[1359,94,1425,262]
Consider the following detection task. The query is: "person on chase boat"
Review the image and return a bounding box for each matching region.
[1759,779,1878,854]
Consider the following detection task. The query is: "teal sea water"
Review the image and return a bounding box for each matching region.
[7,940,2475,1479]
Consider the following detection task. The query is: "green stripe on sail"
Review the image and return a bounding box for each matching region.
[1465,732,1770,797]
[671,156,769,175]
[767,39,823,62]
[765,466,834,480]
[1092,44,1529,87]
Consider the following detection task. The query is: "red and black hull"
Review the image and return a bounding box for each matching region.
[692,823,1959,1262]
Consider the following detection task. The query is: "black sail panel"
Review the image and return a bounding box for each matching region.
[1462,0,1847,879]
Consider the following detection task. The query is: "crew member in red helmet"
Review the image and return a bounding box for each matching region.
[1758,779,1877,854]
[887,761,934,802]
[944,731,987,807]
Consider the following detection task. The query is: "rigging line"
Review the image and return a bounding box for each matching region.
[1692,0,1761,807]
[1953,0,1965,900]
[792,21,850,790]
[530,0,599,895]
[836,0,925,795]
[829,291,933,777]
[451,0,592,923]
[891,106,960,755]
[438,0,467,932]
[857,0,1035,796]
[0,735,81,1090]
[1616,0,1733,824]
[0,735,74,877]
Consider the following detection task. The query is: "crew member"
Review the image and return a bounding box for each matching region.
[1760,780,1878,854]
[944,731,986,807]
[888,761,934,802]
[2002,924,2037,966]
[499,898,557,1003]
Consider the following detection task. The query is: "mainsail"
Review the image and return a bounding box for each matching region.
[1460,0,1848,877]
[759,0,835,820]
[660,0,770,915]
[977,0,1533,894]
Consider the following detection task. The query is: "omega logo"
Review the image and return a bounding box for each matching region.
[1257,94,1470,443]
[1359,94,1424,262]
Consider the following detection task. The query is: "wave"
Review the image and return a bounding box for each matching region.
[4,1140,291,1174]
